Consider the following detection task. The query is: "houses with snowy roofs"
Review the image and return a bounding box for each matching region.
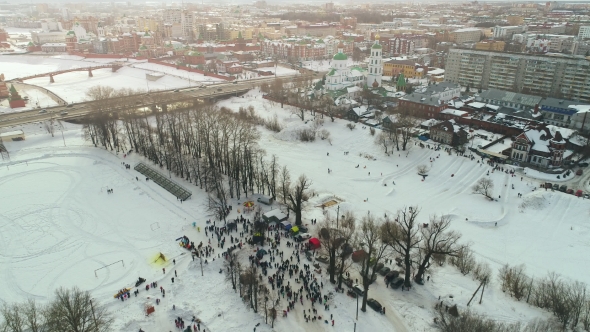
[510,127,569,168]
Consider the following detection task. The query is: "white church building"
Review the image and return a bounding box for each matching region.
[325,35,383,92]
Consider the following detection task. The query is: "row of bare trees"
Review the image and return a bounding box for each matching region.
[499,264,590,331]
[1,287,112,332]
[315,206,464,313]
[84,86,315,228]
[224,252,280,328]
[374,113,420,153]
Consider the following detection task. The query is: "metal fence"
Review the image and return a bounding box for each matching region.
[134,162,192,201]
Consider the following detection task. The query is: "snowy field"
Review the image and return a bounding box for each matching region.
[1,83,590,330]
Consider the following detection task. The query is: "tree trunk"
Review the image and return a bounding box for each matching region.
[404,251,412,287]
[414,253,431,284]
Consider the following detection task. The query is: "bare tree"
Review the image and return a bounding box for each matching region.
[1,302,26,332]
[319,212,355,285]
[417,164,429,180]
[240,266,260,313]
[397,114,420,151]
[355,214,391,312]
[286,174,312,225]
[278,166,291,205]
[22,299,46,332]
[44,119,55,137]
[472,178,494,200]
[336,212,356,289]
[375,131,393,154]
[386,206,421,288]
[414,215,464,284]
[224,252,241,291]
[44,287,112,332]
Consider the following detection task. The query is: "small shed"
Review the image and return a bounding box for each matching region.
[262,209,288,223]
[280,220,291,229]
[309,237,321,250]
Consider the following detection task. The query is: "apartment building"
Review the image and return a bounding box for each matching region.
[445,49,590,102]
[450,28,482,44]
[579,26,590,39]
[164,8,194,38]
[492,26,526,39]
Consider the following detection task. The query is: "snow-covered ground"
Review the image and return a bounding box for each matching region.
[259,65,301,77]
[0,85,59,114]
[1,73,590,331]
[131,62,224,84]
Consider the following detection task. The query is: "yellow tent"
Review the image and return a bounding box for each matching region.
[290,226,299,234]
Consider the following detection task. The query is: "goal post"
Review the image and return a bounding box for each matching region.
[94,260,124,277]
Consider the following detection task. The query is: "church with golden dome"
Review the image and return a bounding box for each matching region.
[325,36,382,92]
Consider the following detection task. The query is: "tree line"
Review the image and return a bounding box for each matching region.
[1,287,112,332]
[83,85,314,229]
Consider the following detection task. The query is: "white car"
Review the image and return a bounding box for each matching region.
[299,233,312,240]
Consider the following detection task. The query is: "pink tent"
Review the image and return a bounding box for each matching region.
[309,237,321,250]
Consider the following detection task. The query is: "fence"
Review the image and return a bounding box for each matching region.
[134,162,192,201]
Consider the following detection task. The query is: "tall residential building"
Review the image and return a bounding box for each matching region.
[445,49,590,102]
[579,26,590,39]
[163,8,193,39]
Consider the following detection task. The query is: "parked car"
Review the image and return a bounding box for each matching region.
[217,88,222,91]
[579,162,589,167]
[389,277,405,289]
[66,104,73,108]
[173,89,180,92]
[316,255,329,264]
[584,194,590,199]
[352,284,364,296]
[39,109,47,114]
[559,185,567,192]
[233,81,238,84]
[577,169,584,176]
[374,262,384,271]
[299,233,312,240]
[385,270,400,283]
[379,267,391,276]
[566,189,574,194]
[60,111,68,116]
[367,299,382,312]
[553,184,559,190]
[298,226,308,233]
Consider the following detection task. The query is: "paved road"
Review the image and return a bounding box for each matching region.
[0,73,312,128]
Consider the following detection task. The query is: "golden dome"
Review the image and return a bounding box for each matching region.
[375,33,380,40]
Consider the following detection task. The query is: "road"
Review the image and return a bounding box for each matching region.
[0,73,315,128]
